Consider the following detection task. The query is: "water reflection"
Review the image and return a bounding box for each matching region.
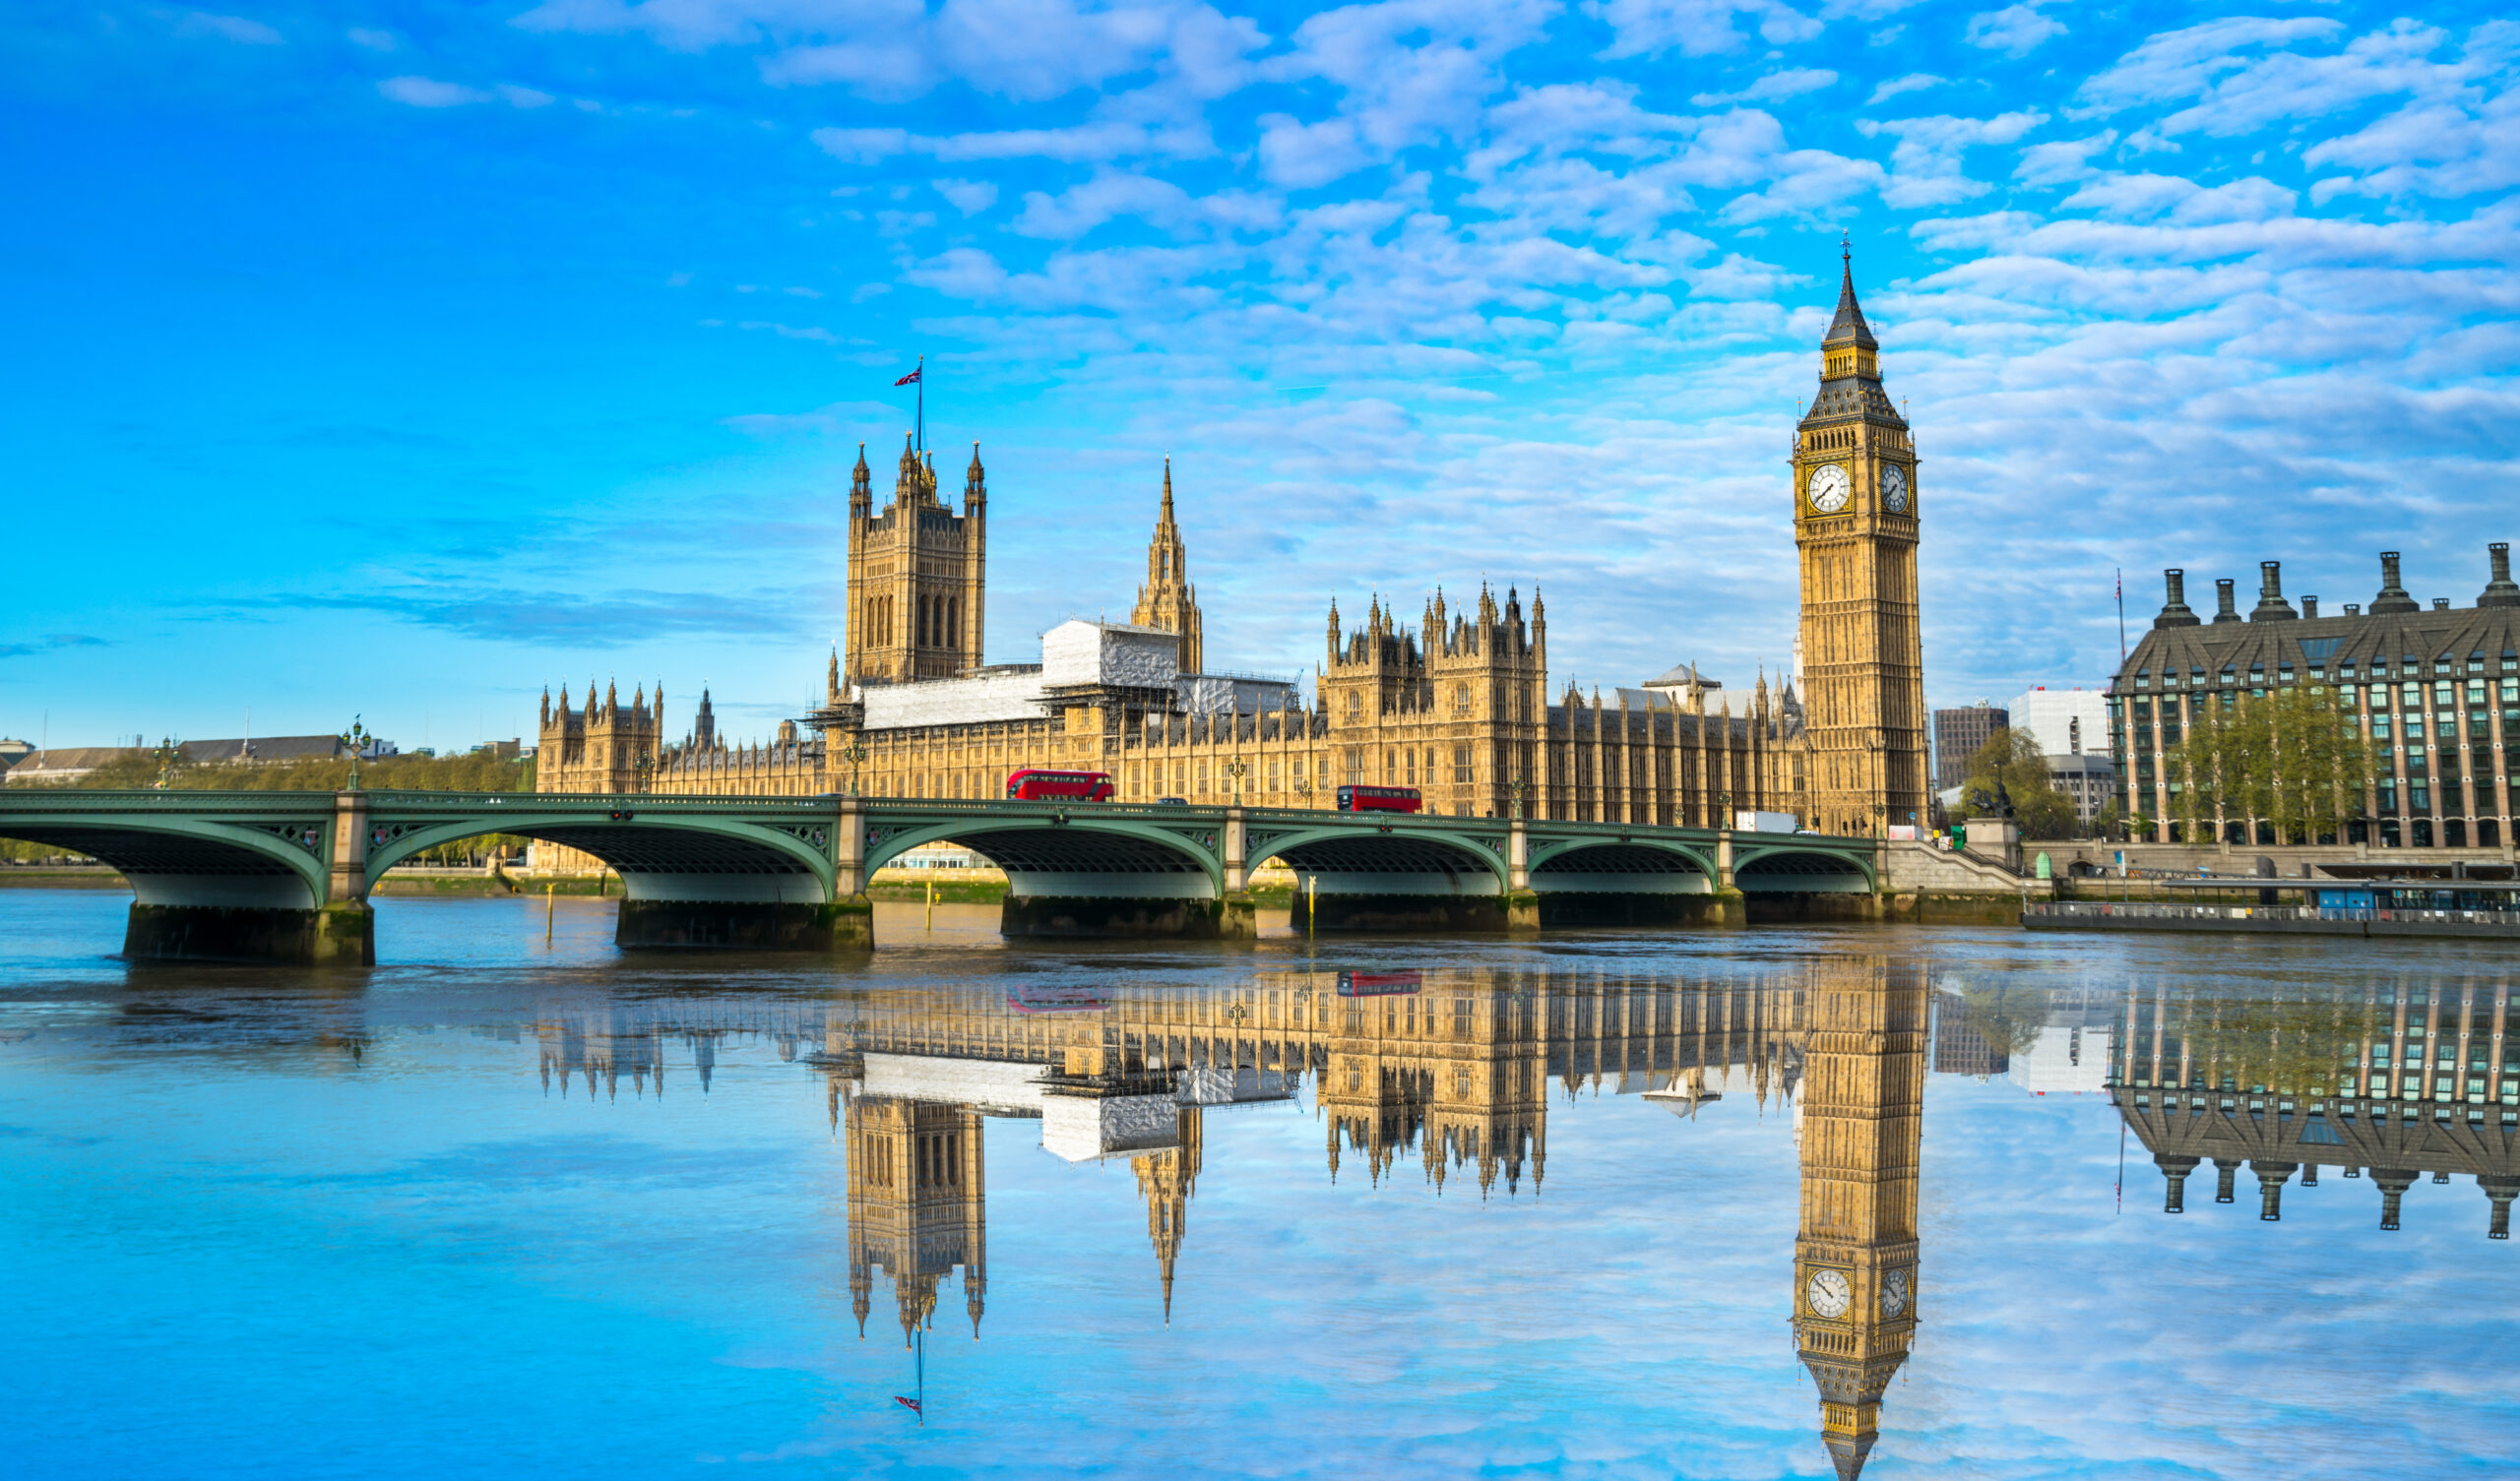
[530,960,1930,1476]
[2108,978,2520,1238]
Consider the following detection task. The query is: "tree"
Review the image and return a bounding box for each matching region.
[2169,687,2366,845]
[1961,728,2078,839]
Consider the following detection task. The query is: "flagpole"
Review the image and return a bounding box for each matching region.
[2115,568,2126,664]
[915,354,924,455]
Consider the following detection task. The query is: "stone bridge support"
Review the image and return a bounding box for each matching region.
[117,789,377,967]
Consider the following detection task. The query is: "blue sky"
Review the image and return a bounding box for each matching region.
[3,1,2514,751]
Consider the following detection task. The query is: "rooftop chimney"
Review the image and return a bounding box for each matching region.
[2302,595,2319,619]
[2370,551,2420,614]
[2250,560,2298,621]
[2434,597,2450,610]
[2155,568,2200,628]
[2345,603,2362,616]
[2214,579,2240,623]
[2480,542,2520,609]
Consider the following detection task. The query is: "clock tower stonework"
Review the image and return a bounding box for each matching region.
[1794,252,1928,836]
[1792,956,1926,1479]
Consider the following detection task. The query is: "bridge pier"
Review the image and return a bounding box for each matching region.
[1292,891,1520,935]
[1001,895,1249,939]
[1531,892,1742,929]
[616,897,873,951]
[123,901,375,966]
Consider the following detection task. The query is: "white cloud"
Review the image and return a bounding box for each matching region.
[1252,0,1555,185]
[2057,172,2297,225]
[1868,72,1942,104]
[1010,170,1279,238]
[346,27,396,50]
[933,178,1000,215]
[519,0,1268,106]
[1965,3,2063,59]
[2074,16,2345,119]
[1591,0,1820,59]
[2014,128,2117,186]
[379,76,493,107]
[179,11,283,44]
[1859,110,2048,207]
[376,77,554,108]
[1691,68,1837,106]
[813,117,1212,165]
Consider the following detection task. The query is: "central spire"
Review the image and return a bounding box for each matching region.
[1131,457,1204,673]
[1825,239,1877,350]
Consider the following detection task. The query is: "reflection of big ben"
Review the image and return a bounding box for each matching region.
[1793,247,1927,836]
[1791,959,1925,1479]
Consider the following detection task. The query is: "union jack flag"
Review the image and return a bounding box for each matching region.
[894,367,921,386]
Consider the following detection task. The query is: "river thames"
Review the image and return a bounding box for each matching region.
[1,889,2512,1479]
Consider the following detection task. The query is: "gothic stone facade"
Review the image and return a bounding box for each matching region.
[538,265,1931,842]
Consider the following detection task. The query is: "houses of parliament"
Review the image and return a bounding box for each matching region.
[535,260,1929,840]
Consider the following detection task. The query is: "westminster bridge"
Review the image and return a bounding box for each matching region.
[0,789,1882,963]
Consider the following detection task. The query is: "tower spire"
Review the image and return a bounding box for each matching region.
[1825,238,1877,350]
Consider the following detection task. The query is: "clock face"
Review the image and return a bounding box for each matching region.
[1881,1268,1911,1318]
[1805,1268,1852,1319]
[1807,463,1851,514]
[1881,463,1910,513]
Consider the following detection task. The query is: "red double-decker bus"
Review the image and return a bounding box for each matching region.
[1337,970,1422,997]
[1336,785,1421,814]
[1006,769,1114,802]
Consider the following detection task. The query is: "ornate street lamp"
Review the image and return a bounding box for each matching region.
[339,715,370,790]
[1226,758,1247,801]
[151,735,183,791]
[844,739,866,799]
[1507,776,1530,821]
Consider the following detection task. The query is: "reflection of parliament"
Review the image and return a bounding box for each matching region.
[537,960,1926,1479]
[536,261,1928,839]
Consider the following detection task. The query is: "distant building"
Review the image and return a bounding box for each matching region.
[1931,702,2007,792]
[2008,688,2109,760]
[2,733,395,787]
[177,735,398,765]
[1931,1005,2007,1078]
[0,739,32,775]
[2048,752,2117,826]
[2,747,132,786]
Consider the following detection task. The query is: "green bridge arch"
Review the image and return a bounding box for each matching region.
[358,811,838,897]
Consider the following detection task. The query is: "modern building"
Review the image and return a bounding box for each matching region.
[2047,751,2117,827]
[2008,688,2108,760]
[1931,702,2007,791]
[536,257,1929,842]
[2110,553,2520,847]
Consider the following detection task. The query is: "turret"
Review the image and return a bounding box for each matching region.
[2156,1153,2199,1213]
[2369,551,2420,615]
[2249,561,2297,621]
[850,442,872,518]
[965,441,985,512]
[2373,1167,2418,1228]
[2479,542,2520,609]
[2251,1160,2297,1220]
[2154,569,2200,628]
[2484,1175,2518,1240]
[2212,580,2239,624]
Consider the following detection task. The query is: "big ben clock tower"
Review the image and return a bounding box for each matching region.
[1794,246,1928,836]
[1791,956,1926,1479]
